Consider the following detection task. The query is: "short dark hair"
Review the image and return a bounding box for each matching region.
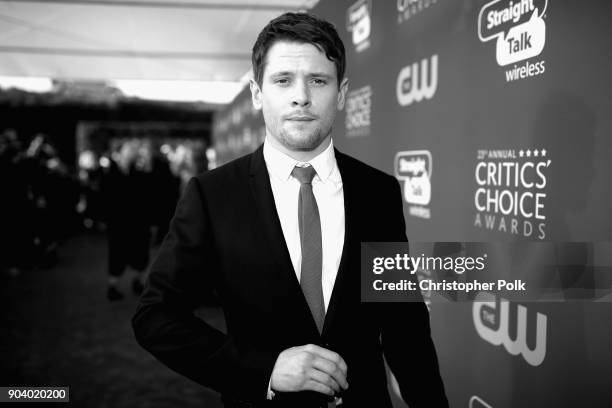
[251,12,346,88]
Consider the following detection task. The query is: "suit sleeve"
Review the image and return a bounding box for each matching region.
[379,176,449,408]
[132,177,277,400]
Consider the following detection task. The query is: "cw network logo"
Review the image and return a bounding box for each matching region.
[473,291,547,366]
[396,54,438,106]
[346,0,371,53]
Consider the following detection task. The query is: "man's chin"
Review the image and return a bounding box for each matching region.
[281,133,325,152]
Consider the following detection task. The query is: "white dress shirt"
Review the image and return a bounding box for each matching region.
[263,138,345,311]
[264,138,346,403]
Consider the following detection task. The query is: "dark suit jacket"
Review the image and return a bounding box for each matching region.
[132,146,448,408]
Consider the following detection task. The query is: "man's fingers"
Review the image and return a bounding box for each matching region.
[311,355,349,390]
[309,368,341,393]
[336,356,348,376]
[304,344,341,363]
[303,344,348,376]
[303,379,335,396]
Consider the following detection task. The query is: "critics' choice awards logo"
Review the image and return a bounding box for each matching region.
[473,292,547,366]
[474,148,551,239]
[396,54,438,107]
[345,85,372,138]
[346,0,371,53]
[395,150,432,219]
[397,0,439,24]
[478,0,548,82]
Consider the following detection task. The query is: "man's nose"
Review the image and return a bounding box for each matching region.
[291,80,311,107]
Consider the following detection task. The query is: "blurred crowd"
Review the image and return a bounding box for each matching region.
[0,129,79,274]
[1,128,208,300]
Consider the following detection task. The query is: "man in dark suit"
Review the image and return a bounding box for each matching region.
[133,12,448,408]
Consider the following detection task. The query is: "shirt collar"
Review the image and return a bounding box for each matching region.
[263,137,337,183]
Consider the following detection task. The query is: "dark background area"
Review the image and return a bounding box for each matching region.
[0,89,213,166]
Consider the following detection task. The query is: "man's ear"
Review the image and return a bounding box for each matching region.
[337,77,349,111]
[250,79,263,110]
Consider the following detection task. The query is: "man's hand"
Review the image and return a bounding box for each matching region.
[270,344,349,396]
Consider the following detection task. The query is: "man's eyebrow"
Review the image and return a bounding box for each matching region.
[308,72,334,78]
[269,71,294,77]
[268,71,334,78]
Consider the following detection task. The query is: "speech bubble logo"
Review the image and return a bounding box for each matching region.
[395,150,432,206]
[496,9,546,65]
[478,0,547,42]
[346,0,371,47]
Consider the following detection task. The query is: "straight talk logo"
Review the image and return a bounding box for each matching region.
[478,0,548,82]
[395,150,432,219]
[346,0,371,53]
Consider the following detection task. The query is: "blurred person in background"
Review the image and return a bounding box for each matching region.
[168,141,209,192]
[29,134,79,266]
[77,150,106,231]
[101,140,153,301]
[0,129,31,276]
[150,147,180,246]
[1,131,79,273]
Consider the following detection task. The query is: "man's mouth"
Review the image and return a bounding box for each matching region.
[286,114,316,121]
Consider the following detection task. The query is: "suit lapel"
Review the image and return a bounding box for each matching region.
[248,146,321,337]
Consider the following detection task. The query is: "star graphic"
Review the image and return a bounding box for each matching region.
[526,149,532,157]
[541,149,547,157]
[534,150,539,157]
[519,150,524,157]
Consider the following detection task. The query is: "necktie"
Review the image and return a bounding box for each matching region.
[292,165,325,333]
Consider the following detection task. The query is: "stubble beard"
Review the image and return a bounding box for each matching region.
[278,124,331,152]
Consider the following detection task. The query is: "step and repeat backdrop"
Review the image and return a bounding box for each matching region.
[212,1,612,407]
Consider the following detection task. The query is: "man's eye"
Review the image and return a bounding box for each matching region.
[311,78,327,85]
[275,78,289,85]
